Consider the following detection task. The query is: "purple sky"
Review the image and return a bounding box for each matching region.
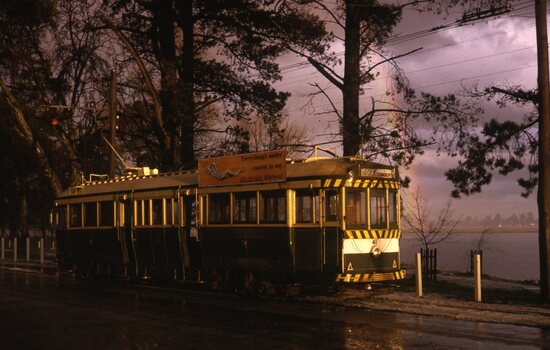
[276,1,539,219]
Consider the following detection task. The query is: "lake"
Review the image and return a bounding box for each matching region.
[400,232,540,281]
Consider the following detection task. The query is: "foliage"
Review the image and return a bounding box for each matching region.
[403,186,460,252]
[443,85,539,197]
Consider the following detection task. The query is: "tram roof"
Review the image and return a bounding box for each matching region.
[57,157,394,199]
[286,157,393,178]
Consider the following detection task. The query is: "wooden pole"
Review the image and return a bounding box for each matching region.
[25,237,30,262]
[474,253,482,303]
[40,237,44,265]
[416,252,423,297]
[536,0,550,301]
[13,238,17,263]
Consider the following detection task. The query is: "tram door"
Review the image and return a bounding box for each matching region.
[183,196,201,280]
[121,197,138,277]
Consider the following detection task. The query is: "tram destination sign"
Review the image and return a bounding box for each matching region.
[198,150,287,187]
[357,167,394,179]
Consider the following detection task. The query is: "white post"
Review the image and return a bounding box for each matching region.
[416,252,423,297]
[26,237,30,262]
[474,253,482,302]
[40,238,44,265]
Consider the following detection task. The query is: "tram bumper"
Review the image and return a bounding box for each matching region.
[336,269,406,283]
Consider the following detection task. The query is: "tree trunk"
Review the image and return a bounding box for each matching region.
[535,0,550,301]
[179,0,196,169]
[0,75,63,195]
[155,0,180,171]
[342,0,362,157]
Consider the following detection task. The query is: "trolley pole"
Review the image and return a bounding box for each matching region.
[108,69,117,178]
[536,0,550,301]
[415,252,423,297]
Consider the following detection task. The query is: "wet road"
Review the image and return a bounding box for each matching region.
[0,267,548,349]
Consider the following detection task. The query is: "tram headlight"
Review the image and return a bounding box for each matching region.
[371,246,381,258]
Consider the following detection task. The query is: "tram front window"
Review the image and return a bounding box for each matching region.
[325,190,339,222]
[346,188,367,227]
[370,188,387,229]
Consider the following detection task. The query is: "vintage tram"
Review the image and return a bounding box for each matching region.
[54,151,405,290]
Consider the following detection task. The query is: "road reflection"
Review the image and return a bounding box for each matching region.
[0,266,545,349]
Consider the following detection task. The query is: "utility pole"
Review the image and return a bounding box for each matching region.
[109,69,117,178]
[535,0,550,301]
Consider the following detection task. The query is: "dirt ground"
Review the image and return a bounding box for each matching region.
[307,270,550,328]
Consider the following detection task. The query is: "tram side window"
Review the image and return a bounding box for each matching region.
[324,190,339,222]
[370,188,387,229]
[346,188,367,227]
[260,190,286,224]
[69,203,82,227]
[234,192,257,224]
[57,205,67,227]
[209,193,230,224]
[388,190,398,228]
[84,202,97,227]
[135,200,144,226]
[99,201,114,227]
[296,190,319,223]
[151,199,163,225]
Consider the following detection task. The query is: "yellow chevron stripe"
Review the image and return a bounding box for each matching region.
[335,270,406,283]
[344,229,401,239]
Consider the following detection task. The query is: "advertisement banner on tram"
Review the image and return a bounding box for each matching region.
[198,150,287,187]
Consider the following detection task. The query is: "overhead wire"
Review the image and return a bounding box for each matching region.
[280,0,539,114]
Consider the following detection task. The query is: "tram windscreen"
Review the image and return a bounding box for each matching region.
[370,188,387,228]
[345,188,367,226]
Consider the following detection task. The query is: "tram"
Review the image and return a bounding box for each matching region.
[53,150,405,291]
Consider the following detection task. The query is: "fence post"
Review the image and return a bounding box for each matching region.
[416,252,423,297]
[433,248,438,281]
[26,237,30,262]
[40,237,45,265]
[13,238,17,263]
[474,253,482,302]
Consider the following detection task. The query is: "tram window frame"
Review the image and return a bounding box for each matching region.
[296,189,319,224]
[84,202,98,227]
[345,188,367,228]
[370,188,387,229]
[166,198,178,226]
[260,190,286,224]
[69,203,82,228]
[208,193,230,224]
[324,189,339,222]
[151,198,164,226]
[233,191,257,224]
[388,190,398,229]
[98,201,115,227]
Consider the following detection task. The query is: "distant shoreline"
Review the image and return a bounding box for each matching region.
[402,226,539,234]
